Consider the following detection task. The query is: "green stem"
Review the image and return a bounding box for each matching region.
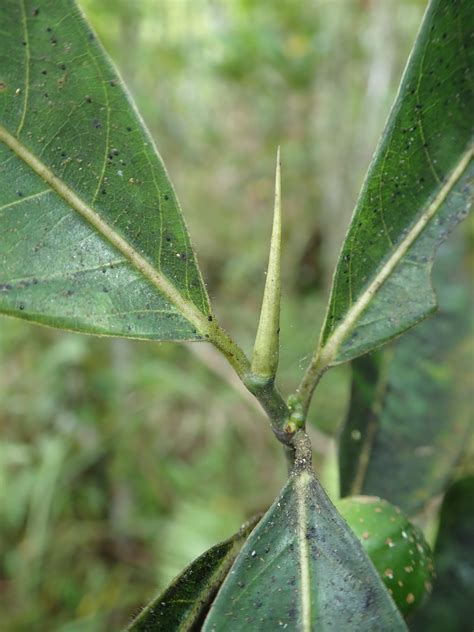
[207,321,251,380]
[295,351,328,418]
[243,374,292,445]
[208,321,293,446]
[207,319,317,471]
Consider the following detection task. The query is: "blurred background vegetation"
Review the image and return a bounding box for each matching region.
[0,0,471,630]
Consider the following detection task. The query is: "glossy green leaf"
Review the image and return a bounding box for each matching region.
[0,0,212,341]
[411,477,474,632]
[203,456,407,631]
[128,515,260,632]
[316,0,473,368]
[339,238,472,515]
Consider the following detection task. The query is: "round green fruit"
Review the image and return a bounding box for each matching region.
[335,495,435,617]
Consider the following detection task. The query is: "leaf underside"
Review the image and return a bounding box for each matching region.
[203,466,406,631]
[319,0,473,366]
[338,238,473,515]
[128,516,260,632]
[0,0,209,340]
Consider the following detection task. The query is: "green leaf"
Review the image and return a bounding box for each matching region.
[410,477,474,632]
[203,450,407,631]
[0,0,212,341]
[338,238,472,515]
[316,0,473,368]
[128,515,260,632]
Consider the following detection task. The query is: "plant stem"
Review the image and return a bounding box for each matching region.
[207,321,251,379]
[291,430,313,474]
[295,351,328,418]
[243,374,292,445]
[208,321,293,446]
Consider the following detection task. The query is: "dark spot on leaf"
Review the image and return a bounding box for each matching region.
[0,284,13,291]
[32,7,40,16]
[288,605,297,621]
[0,82,7,92]
[46,27,52,32]
[126,126,132,132]
[85,96,93,104]
[17,191,23,197]
[41,69,47,75]
[164,194,170,201]
[19,304,25,310]
[208,315,213,322]
[110,79,117,87]
[365,588,375,610]
[92,119,102,129]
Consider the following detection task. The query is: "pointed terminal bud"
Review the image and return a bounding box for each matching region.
[251,147,282,380]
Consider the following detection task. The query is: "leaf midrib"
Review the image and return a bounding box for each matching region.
[296,471,312,632]
[0,124,211,336]
[319,144,473,367]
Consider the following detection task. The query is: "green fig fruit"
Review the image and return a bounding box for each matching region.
[336,495,435,617]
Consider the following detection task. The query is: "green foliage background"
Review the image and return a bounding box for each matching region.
[1,1,470,629]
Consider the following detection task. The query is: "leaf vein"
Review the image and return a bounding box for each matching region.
[0,189,50,213]
[319,144,473,367]
[16,0,30,137]
[0,124,210,336]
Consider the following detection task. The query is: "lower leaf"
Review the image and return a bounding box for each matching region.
[127,515,260,631]
[339,238,472,515]
[203,439,407,631]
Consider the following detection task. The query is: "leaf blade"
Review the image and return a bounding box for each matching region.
[203,461,407,631]
[338,238,472,515]
[316,0,473,367]
[0,0,210,340]
[128,516,260,632]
